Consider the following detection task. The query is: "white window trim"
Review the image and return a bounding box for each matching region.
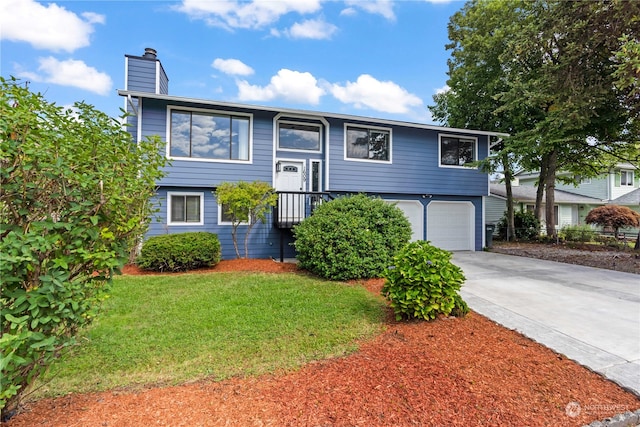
[310,160,322,192]
[218,203,250,226]
[621,170,634,186]
[166,106,253,164]
[167,192,205,226]
[276,120,322,153]
[343,123,393,163]
[438,133,478,169]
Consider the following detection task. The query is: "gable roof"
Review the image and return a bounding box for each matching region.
[611,188,640,206]
[490,183,605,204]
[117,89,508,138]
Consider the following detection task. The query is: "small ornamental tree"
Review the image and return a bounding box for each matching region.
[585,205,640,249]
[0,77,167,414]
[214,181,278,258]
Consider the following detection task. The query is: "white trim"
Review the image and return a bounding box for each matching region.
[124,57,129,91]
[166,106,253,164]
[118,89,509,137]
[276,120,322,153]
[271,113,330,188]
[137,98,142,144]
[217,203,250,226]
[343,123,392,163]
[310,160,322,192]
[438,133,478,169]
[167,192,205,226]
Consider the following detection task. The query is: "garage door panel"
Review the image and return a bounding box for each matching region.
[427,202,474,251]
[386,200,424,242]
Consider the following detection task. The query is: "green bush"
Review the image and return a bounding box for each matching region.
[381,241,468,321]
[497,209,541,241]
[293,194,412,280]
[1,78,167,414]
[561,224,596,243]
[136,232,221,272]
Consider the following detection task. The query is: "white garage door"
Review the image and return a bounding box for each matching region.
[427,201,475,251]
[387,200,424,242]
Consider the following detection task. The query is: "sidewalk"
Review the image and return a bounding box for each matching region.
[452,251,640,397]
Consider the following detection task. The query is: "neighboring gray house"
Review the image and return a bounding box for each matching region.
[118,49,504,259]
[487,183,605,231]
[488,165,639,235]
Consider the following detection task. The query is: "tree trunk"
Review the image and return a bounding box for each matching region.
[535,154,548,222]
[232,225,241,258]
[502,152,516,241]
[544,149,557,239]
[635,230,639,250]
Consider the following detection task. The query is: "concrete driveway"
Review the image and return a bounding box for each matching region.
[452,251,640,397]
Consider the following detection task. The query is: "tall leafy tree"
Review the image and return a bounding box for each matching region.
[0,77,167,414]
[431,0,640,238]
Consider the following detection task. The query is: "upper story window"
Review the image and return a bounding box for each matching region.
[620,170,634,186]
[439,135,477,167]
[169,108,250,161]
[278,122,321,151]
[345,125,391,162]
[168,192,204,225]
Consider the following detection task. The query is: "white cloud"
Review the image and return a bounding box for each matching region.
[175,0,322,30]
[212,58,255,76]
[18,57,112,95]
[237,69,325,105]
[287,18,338,40]
[0,0,105,52]
[329,74,423,114]
[343,0,395,21]
[435,85,450,95]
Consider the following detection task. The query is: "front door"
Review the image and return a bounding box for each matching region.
[275,160,305,225]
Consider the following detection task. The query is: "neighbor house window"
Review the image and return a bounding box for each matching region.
[345,125,391,162]
[168,192,204,225]
[439,135,476,167]
[278,122,321,151]
[621,170,634,186]
[170,109,250,161]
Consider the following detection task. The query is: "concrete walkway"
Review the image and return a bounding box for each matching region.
[452,251,640,397]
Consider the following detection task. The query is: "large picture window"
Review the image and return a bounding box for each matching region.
[278,122,321,151]
[168,192,204,225]
[439,135,476,167]
[170,109,250,161]
[345,125,391,162]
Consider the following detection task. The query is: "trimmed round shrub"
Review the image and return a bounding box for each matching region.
[382,241,468,321]
[497,209,541,241]
[136,232,221,272]
[293,194,412,280]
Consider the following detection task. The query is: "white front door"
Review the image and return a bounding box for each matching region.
[275,160,305,224]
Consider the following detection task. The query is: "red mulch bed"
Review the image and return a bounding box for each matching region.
[4,259,638,426]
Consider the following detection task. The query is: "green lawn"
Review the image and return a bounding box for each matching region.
[35,271,386,398]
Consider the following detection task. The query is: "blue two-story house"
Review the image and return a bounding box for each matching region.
[119,49,502,260]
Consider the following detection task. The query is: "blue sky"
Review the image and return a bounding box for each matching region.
[1,0,464,124]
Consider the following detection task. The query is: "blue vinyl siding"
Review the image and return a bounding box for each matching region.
[148,187,293,260]
[327,119,489,197]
